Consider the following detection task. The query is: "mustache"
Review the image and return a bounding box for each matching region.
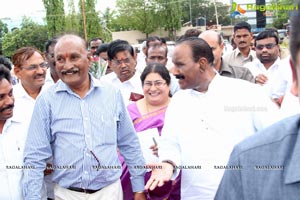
[34,74,45,79]
[61,67,79,75]
[239,41,246,44]
[175,74,185,80]
[0,104,14,112]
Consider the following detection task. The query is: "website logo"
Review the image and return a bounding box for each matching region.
[230,2,246,18]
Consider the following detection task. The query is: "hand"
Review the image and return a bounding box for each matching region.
[255,74,268,85]
[150,145,158,157]
[44,163,53,176]
[145,162,174,191]
[134,192,147,200]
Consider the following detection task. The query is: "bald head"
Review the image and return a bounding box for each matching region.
[55,34,88,53]
[199,30,224,70]
[199,30,222,45]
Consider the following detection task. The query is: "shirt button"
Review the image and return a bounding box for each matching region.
[84,171,88,174]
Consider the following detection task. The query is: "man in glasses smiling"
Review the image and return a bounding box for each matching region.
[12,47,52,199]
[244,30,281,97]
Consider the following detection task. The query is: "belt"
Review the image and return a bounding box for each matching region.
[68,187,102,194]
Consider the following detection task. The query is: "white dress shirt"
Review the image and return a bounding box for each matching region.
[158,74,280,200]
[271,56,293,99]
[101,72,144,105]
[244,58,281,97]
[0,115,27,200]
[13,83,53,199]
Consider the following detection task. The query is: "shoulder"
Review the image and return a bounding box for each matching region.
[233,114,300,156]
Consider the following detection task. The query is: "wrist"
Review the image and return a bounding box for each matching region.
[162,160,176,173]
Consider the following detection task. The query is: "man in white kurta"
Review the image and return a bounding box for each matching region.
[145,37,280,200]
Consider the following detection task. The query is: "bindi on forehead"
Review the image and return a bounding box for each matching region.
[65,52,70,58]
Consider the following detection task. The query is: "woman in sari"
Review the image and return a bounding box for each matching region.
[120,62,180,200]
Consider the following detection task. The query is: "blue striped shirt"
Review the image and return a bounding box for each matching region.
[23,76,146,199]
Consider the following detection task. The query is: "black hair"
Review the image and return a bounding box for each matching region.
[45,38,58,53]
[107,39,134,61]
[0,65,12,82]
[89,37,104,44]
[290,0,300,69]
[141,62,171,86]
[0,56,12,71]
[146,36,162,48]
[176,37,214,65]
[234,21,251,33]
[94,43,109,56]
[255,30,279,46]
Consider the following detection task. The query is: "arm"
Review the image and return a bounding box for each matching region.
[23,95,52,200]
[116,90,146,193]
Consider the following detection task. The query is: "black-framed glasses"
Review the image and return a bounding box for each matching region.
[20,62,48,71]
[143,80,166,88]
[256,43,277,50]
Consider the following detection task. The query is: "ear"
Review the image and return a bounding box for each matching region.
[14,67,22,79]
[198,57,209,72]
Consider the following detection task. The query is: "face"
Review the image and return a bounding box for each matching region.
[255,37,279,64]
[146,47,168,66]
[172,43,204,90]
[201,35,224,67]
[0,79,14,121]
[46,44,59,78]
[108,50,136,82]
[234,28,253,50]
[90,40,102,55]
[143,72,170,106]
[14,51,47,92]
[55,38,91,90]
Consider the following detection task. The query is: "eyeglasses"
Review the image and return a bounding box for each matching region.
[20,62,48,71]
[256,43,277,50]
[111,58,132,66]
[143,80,166,88]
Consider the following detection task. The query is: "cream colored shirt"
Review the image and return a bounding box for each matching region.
[223,48,256,67]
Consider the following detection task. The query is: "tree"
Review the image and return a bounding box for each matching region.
[79,0,104,42]
[65,0,81,35]
[156,0,182,40]
[181,0,231,26]
[116,0,160,38]
[2,17,48,57]
[43,0,65,38]
[0,19,9,54]
[272,0,295,29]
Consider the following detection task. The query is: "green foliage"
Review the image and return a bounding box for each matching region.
[116,0,160,37]
[79,0,104,42]
[65,0,81,35]
[2,17,48,57]
[181,0,231,26]
[156,0,182,40]
[0,20,8,39]
[43,0,65,38]
[271,0,294,29]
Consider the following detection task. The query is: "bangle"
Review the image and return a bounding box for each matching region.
[162,160,176,173]
[135,191,144,194]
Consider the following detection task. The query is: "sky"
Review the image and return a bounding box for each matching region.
[0,0,116,29]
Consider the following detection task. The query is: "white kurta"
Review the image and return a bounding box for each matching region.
[158,74,280,200]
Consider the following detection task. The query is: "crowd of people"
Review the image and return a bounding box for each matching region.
[0,1,299,199]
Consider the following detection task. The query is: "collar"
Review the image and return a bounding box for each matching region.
[13,82,46,100]
[219,59,232,74]
[55,73,104,94]
[284,123,300,184]
[234,48,256,60]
